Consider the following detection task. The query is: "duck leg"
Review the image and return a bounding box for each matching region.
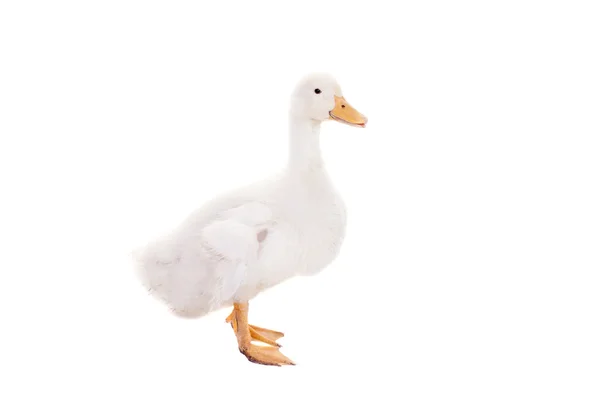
[226,303,295,366]
[226,309,285,347]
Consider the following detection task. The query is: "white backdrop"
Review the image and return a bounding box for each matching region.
[1,1,599,399]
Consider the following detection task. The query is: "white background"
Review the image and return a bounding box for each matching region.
[1,0,599,399]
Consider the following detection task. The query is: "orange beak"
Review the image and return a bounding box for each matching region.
[329,96,368,128]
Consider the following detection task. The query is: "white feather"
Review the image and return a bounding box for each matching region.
[134,73,363,318]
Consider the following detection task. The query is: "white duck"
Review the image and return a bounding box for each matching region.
[135,73,367,366]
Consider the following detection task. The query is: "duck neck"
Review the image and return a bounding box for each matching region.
[287,116,324,172]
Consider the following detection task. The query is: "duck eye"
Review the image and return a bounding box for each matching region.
[314,88,321,94]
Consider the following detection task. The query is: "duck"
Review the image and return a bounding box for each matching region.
[134,73,368,366]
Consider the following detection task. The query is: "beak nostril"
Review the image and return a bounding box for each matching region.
[341,104,346,108]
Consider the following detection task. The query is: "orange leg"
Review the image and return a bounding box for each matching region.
[226,303,295,366]
[226,309,285,347]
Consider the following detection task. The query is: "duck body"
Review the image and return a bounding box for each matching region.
[136,163,346,318]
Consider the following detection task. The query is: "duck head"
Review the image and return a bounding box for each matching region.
[289,73,368,128]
